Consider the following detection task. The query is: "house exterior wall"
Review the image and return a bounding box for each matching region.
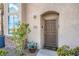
[26,3,79,49]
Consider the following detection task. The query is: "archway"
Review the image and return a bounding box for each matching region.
[41,11,59,50]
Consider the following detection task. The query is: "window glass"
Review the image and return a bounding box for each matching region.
[8,3,19,13]
[8,15,19,34]
[8,3,20,34]
[14,15,19,28]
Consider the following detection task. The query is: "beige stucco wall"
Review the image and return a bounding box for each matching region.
[26,3,79,49]
[3,3,79,49]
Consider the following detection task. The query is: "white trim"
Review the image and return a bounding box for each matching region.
[3,3,8,35]
[19,4,22,22]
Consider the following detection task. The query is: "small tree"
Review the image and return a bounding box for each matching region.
[12,22,31,55]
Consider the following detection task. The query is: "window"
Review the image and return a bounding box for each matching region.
[8,3,20,34]
[8,3,19,13]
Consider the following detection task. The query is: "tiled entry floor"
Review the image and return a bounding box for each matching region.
[37,49,57,56]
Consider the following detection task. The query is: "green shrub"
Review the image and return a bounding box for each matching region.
[57,45,74,56]
[73,47,79,56]
[12,22,31,55]
[0,49,8,56]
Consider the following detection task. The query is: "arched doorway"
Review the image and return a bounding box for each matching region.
[41,11,59,50]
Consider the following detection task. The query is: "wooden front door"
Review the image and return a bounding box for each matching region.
[44,20,57,50]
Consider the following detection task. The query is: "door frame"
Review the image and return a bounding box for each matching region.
[40,11,59,49]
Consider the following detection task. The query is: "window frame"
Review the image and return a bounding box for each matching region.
[7,3,21,35]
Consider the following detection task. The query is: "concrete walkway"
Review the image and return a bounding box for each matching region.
[37,49,57,56]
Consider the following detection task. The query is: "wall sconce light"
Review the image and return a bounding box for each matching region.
[33,15,37,19]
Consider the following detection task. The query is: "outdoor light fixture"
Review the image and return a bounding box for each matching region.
[33,15,37,19]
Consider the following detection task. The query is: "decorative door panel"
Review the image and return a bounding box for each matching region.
[44,20,57,49]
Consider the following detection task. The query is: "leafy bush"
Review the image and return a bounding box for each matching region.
[0,49,8,56]
[73,47,79,56]
[12,22,31,55]
[57,45,79,56]
[57,45,74,56]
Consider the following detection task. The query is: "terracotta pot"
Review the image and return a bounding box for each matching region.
[29,48,37,53]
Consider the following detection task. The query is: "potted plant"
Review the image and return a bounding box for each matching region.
[27,41,37,53]
[11,22,31,55]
